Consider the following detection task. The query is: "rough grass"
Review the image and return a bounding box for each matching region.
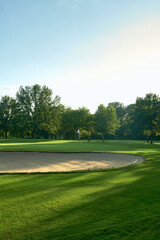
[0,139,160,240]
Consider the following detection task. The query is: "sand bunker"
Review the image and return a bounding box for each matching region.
[0,152,144,173]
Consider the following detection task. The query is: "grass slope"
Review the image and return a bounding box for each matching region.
[0,140,160,240]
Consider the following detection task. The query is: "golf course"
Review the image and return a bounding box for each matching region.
[0,139,160,239]
[1,0,160,238]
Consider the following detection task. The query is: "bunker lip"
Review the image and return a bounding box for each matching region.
[0,152,144,173]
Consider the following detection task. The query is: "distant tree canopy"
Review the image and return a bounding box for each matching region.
[94,104,119,142]
[16,85,62,138]
[61,107,93,140]
[0,85,62,139]
[0,96,16,139]
[0,85,160,143]
[131,94,160,143]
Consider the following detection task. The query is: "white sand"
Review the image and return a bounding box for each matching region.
[0,152,144,173]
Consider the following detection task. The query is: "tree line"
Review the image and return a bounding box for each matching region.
[0,84,160,143]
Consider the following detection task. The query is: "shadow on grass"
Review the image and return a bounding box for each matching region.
[1,140,160,239]
[1,151,160,240]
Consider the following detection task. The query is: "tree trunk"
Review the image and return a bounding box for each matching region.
[150,133,154,144]
[102,133,104,143]
[31,130,36,139]
[5,131,8,139]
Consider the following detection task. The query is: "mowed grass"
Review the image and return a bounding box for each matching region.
[0,139,160,239]
[0,138,156,153]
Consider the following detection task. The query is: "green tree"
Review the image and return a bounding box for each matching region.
[76,107,94,141]
[95,104,119,142]
[108,102,127,138]
[0,96,16,138]
[40,103,64,139]
[16,84,61,138]
[122,104,136,139]
[108,102,126,120]
[132,93,160,143]
[61,107,93,140]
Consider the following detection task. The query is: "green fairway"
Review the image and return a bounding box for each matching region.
[0,140,160,239]
[0,138,156,154]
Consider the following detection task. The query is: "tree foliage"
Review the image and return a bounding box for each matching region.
[95,104,119,142]
[0,96,16,138]
[132,93,160,143]
[1,86,160,143]
[61,107,93,140]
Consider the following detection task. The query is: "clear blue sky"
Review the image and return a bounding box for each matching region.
[1,0,160,113]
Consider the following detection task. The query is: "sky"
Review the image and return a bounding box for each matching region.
[0,0,160,113]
